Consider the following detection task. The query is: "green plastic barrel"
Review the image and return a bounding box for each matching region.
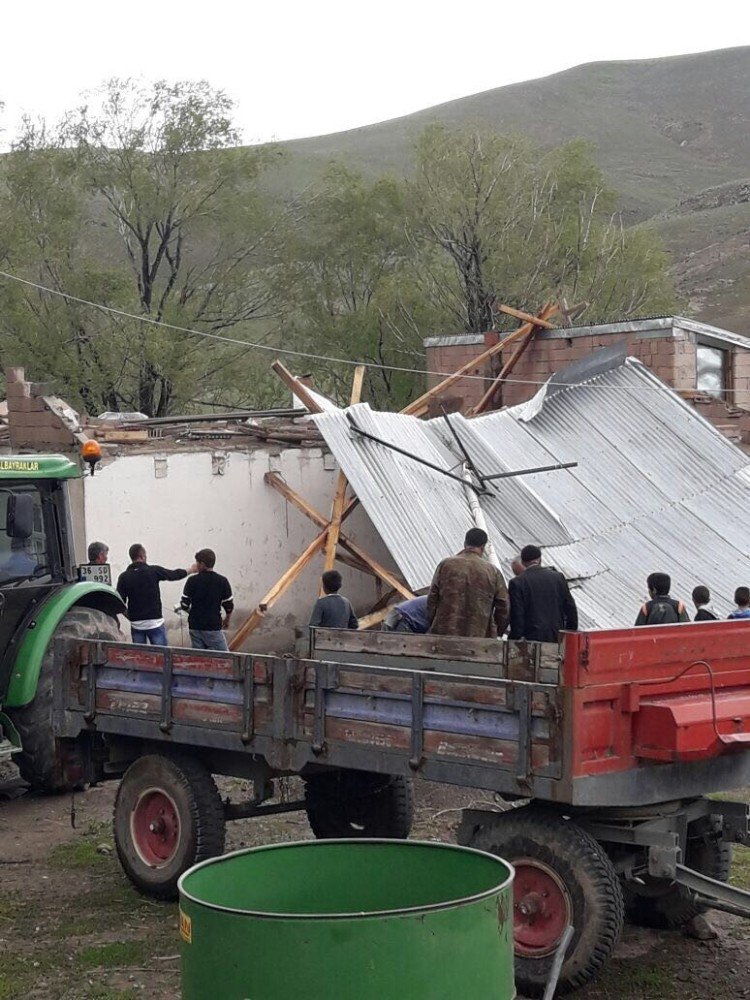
[179,839,515,1000]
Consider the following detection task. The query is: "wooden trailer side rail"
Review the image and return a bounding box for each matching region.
[54,638,564,798]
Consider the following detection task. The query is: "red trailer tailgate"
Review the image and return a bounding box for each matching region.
[563,621,750,777]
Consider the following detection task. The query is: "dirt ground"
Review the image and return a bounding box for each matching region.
[1,770,748,1000]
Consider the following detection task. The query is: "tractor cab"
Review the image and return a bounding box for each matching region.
[0,453,124,790]
[0,457,83,695]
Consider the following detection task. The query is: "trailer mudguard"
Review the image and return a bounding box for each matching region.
[4,582,125,708]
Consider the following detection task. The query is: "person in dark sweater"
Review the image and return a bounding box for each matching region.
[116,543,187,645]
[692,585,719,622]
[309,570,358,630]
[180,548,234,651]
[508,545,578,642]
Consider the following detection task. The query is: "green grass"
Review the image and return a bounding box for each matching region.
[730,845,750,890]
[48,837,113,872]
[0,822,179,1000]
[77,940,155,970]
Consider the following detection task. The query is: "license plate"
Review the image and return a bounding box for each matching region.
[78,564,112,585]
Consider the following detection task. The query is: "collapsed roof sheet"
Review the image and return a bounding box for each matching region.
[315,355,750,627]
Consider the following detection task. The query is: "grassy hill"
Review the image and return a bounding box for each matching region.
[272,46,750,333]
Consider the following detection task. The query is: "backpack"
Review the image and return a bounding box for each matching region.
[644,597,683,625]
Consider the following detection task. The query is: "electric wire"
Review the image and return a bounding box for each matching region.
[0,268,733,396]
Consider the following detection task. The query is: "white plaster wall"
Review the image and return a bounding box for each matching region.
[83,448,397,651]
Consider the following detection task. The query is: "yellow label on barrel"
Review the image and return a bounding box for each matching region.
[179,909,192,944]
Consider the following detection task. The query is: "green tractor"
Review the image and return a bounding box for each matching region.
[0,454,123,791]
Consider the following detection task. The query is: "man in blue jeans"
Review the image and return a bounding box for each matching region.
[116,543,188,645]
[180,548,234,650]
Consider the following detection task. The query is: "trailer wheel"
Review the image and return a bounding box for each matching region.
[8,607,120,793]
[469,806,624,998]
[623,816,732,929]
[114,754,225,900]
[304,769,413,839]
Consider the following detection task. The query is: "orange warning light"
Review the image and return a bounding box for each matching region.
[82,439,102,475]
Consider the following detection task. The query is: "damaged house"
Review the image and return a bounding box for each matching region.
[5,308,750,642]
[315,346,750,627]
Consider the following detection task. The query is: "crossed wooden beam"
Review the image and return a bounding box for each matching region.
[229,302,562,649]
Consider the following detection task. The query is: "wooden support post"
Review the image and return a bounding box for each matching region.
[335,550,379,577]
[264,472,415,602]
[357,607,391,631]
[403,303,558,418]
[471,302,560,415]
[229,529,328,650]
[497,304,557,329]
[337,537,414,601]
[264,472,357,530]
[271,360,324,415]
[323,365,365,579]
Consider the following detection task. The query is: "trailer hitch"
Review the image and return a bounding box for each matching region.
[674,863,750,920]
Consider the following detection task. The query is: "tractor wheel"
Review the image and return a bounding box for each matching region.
[304,769,414,839]
[624,815,732,929]
[8,606,120,793]
[113,754,226,900]
[468,806,624,997]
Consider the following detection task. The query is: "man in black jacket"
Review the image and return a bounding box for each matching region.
[508,545,578,642]
[116,543,188,645]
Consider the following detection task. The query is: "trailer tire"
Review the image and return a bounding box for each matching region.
[469,806,624,998]
[8,607,120,793]
[304,770,413,839]
[623,816,732,929]
[114,754,226,900]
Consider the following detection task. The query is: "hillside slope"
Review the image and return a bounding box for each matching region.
[274,46,750,332]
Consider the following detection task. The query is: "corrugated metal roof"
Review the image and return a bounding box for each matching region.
[315,355,750,626]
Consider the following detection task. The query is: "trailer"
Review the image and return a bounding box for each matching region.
[55,621,750,997]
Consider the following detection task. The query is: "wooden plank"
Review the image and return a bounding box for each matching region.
[312,629,506,663]
[471,302,559,415]
[335,550,379,577]
[99,429,150,442]
[337,538,413,601]
[497,304,557,329]
[264,472,358,533]
[423,679,509,707]
[335,670,414,697]
[264,472,412,601]
[356,607,391,631]
[229,529,327,650]
[323,719,552,772]
[271,361,324,415]
[423,731,517,767]
[402,303,558,418]
[323,365,365,578]
[325,718,411,752]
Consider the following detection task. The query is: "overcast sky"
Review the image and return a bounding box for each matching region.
[2,1,747,146]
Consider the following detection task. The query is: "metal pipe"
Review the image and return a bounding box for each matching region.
[462,464,502,571]
[121,408,307,427]
[224,798,307,821]
[483,461,578,481]
[441,407,487,487]
[346,413,486,495]
[543,924,575,1000]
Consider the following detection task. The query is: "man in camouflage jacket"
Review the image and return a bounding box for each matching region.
[427,528,509,638]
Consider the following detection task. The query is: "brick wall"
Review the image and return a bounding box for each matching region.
[504,332,692,406]
[425,331,687,409]
[733,350,750,410]
[5,367,84,451]
[426,333,500,411]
